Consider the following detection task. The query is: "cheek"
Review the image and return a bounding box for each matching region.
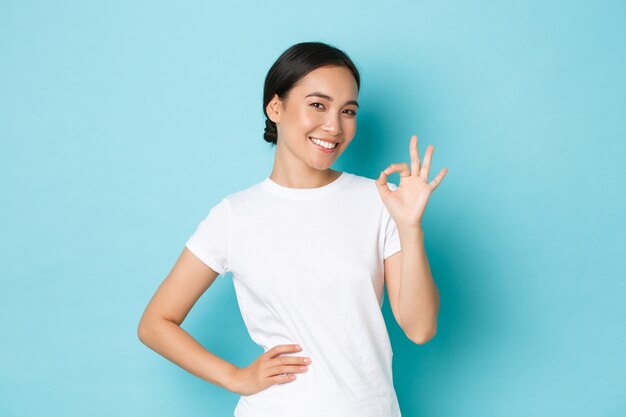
[297,108,325,126]
[343,118,357,133]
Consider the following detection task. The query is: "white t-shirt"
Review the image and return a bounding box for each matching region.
[185,171,403,417]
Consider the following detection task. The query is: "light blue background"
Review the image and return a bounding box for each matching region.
[1,1,624,416]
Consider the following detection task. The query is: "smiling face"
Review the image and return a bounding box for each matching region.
[266,65,359,172]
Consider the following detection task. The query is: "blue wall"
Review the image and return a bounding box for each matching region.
[1,1,624,416]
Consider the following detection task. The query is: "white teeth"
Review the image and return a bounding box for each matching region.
[310,137,337,149]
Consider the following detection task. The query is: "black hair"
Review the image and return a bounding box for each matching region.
[262,41,361,145]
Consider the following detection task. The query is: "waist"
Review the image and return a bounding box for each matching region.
[234,363,400,417]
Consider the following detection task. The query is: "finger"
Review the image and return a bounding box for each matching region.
[385,162,411,177]
[276,355,311,365]
[410,134,420,176]
[377,163,409,197]
[267,344,301,359]
[376,170,392,197]
[420,145,434,180]
[429,167,448,191]
[267,363,309,376]
[270,374,298,384]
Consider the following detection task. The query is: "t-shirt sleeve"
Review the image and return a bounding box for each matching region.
[383,182,402,259]
[185,197,231,276]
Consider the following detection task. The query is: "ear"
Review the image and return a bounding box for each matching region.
[266,94,283,124]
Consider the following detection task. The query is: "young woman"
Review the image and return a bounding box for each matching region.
[138,41,447,417]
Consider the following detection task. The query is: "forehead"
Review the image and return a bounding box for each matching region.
[292,66,358,99]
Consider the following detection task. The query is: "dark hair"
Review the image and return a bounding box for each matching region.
[262,41,361,145]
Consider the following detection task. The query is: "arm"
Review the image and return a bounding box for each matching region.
[137,247,238,391]
[378,134,447,345]
[384,225,439,344]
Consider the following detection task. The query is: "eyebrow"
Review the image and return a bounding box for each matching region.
[305,92,359,108]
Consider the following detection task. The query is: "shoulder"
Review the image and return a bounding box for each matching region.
[218,179,268,214]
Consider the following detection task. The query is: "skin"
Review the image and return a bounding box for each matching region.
[136,64,448,398]
[265,65,359,188]
[375,135,448,343]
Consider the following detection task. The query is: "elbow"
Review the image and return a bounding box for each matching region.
[137,320,151,344]
[406,325,437,345]
[137,315,160,345]
[137,314,180,345]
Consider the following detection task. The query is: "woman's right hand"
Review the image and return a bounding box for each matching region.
[228,344,312,396]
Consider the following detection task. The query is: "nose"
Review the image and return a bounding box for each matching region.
[322,112,343,136]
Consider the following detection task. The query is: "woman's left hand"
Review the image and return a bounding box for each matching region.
[375,134,448,228]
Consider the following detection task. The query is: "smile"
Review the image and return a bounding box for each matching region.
[309,136,338,152]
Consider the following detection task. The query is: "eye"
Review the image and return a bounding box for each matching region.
[310,102,357,117]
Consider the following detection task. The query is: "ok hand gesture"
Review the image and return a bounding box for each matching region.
[375,134,448,228]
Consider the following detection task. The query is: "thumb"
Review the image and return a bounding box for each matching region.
[376,170,396,198]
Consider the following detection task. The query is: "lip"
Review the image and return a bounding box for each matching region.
[309,136,338,153]
[309,136,339,144]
